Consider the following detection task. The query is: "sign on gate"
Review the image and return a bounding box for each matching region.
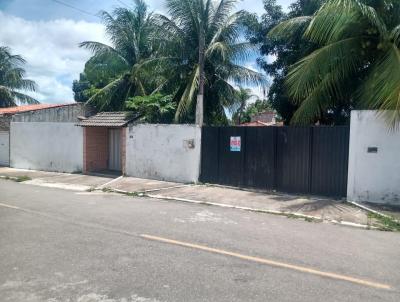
[230,136,241,152]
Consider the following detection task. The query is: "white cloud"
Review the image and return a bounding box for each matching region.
[0,12,108,104]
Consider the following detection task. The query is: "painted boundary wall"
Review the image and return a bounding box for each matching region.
[347,111,400,205]
[10,122,83,173]
[125,124,201,183]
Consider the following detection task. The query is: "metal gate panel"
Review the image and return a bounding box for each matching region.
[244,127,275,189]
[311,126,349,197]
[200,127,220,183]
[200,126,349,198]
[108,129,121,171]
[0,131,9,166]
[218,127,246,186]
[275,127,311,194]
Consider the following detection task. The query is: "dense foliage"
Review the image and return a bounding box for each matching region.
[125,93,176,123]
[76,0,162,111]
[72,0,400,126]
[74,0,265,124]
[0,46,38,108]
[244,0,324,124]
[239,98,274,123]
[269,0,400,126]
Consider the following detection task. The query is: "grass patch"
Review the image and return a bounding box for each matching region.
[101,187,113,193]
[368,212,400,232]
[15,175,31,182]
[125,191,140,197]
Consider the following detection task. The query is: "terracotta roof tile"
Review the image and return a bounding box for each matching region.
[0,104,72,115]
[76,112,139,127]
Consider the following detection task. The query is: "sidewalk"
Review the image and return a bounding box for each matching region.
[0,167,396,230]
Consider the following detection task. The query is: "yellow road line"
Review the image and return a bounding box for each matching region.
[0,202,21,210]
[0,201,391,290]
[140,234,391,290]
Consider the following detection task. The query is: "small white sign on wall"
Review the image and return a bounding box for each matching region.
[230,136,241,152]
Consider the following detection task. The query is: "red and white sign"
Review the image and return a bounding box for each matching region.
[230,136,241,152]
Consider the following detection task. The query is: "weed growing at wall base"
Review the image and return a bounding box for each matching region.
[368,213,400,232]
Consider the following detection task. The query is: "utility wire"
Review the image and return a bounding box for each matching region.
[116,0,131,8]
[51,0,99,18]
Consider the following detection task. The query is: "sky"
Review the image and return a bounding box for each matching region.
[0,0,294,104]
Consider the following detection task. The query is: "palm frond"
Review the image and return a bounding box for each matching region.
[391,24,400,47]
[11,91,39,104]
[359,44,400,127]
[205,41,229,61]
[226,64,266,86]
[175,65,199,121]
[210,0,238,29]
[290,76,337,125]
[305,0,387,44]
[286,36,363,101]
[87,76,127,111]
[166,0,199,32]
[79,41,129,66]
[268,16,312,40]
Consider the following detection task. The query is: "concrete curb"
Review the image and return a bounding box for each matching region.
[99,185,374,230]
[95,175,124,190]
[0,175,19,181]
[146,193,374,230]
[96,183,191,194]
[347,201,396,218]
[201,183,344,202]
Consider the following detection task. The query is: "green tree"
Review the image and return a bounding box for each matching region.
[243,0,324,124]
[240,98,274,123]
[0,46,38,108]
[270,0,400,126]
[79,0,161,111]
[156,0,265,125]
[125,93,176,123]
[230,87,255,124]
[73,53,127,103]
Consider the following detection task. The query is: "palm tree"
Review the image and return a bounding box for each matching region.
[156,0,265,125]
[0,46,38,108]
[269,0,400,126]
[80,0,160,111]
[230,87,255,124]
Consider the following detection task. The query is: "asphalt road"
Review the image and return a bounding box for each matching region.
[1,180,399,302]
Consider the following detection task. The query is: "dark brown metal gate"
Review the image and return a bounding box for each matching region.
[200,126,349,198]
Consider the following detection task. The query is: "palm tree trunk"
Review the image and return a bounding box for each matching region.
[196,28,205,126]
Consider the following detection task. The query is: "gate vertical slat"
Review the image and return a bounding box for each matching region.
[276,127,311,194]
[218,127,246,187]
[200,127,219,183]
[244,127,275,189]
[311,126,350,197]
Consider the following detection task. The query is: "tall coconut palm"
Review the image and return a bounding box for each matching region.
[155,0,265,124]
[269,0,400,126]
[0,46,38,108]
[230,87,255,124]
[80,0,160,111]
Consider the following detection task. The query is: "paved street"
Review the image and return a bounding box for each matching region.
[1,180,400,302]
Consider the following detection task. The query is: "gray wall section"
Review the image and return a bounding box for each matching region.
[347,110,400,205]
[11,103,94,123]
[125,124,201,183]
[0,115,11,132]
[10,122,83,173]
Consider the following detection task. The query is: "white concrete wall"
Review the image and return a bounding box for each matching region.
[125,124,201,183]
[10,122,83,173]
[347,111,400,205]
